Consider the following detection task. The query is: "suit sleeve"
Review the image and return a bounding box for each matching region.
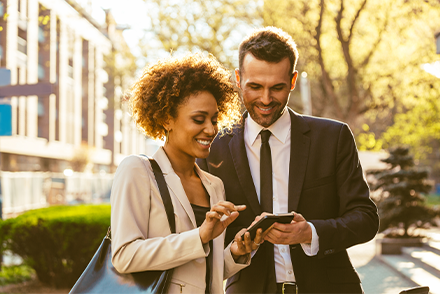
[310,124,379,258]
[111,156,208,273]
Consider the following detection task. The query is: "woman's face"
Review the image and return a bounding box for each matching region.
[166,91,219,160]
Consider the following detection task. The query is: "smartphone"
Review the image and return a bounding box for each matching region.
[241,212,295,241]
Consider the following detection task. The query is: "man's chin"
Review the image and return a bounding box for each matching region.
[251,114,278,128]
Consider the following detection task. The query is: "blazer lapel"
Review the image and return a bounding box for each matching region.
[153,148,197,228]
[287,109,311,212]
[228,123,262,216]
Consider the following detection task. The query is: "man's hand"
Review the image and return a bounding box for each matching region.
[263,212,312,245]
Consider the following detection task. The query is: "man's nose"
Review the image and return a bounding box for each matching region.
[261,88,272,105]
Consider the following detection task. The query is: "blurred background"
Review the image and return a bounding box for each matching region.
[0,0,440,293]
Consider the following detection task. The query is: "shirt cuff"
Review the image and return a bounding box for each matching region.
[300,222,319,256]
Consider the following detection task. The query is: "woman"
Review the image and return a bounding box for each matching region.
[110,53,262,294]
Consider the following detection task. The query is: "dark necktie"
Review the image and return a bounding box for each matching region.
[260,130,273,213]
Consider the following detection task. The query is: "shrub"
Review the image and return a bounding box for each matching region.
[0,264,35,286]
[0,204,110,288]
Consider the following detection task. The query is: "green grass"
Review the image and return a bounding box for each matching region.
[0,265,35,286]
[425,194,440,208]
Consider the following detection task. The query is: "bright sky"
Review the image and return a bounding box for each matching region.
[89,0,149,54]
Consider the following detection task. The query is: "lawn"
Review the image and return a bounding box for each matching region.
[425,194,440,208]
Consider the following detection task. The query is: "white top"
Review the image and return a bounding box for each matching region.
[244,109,319,283]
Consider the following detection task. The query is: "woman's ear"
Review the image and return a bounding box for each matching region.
[235,69,241,89]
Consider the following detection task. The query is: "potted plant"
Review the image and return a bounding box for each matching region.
[367,146,435,254]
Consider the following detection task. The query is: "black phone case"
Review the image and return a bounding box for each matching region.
[242,213,295,241]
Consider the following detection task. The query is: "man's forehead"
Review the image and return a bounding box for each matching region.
[241,54,291,84]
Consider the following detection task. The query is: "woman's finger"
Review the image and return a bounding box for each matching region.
[205,211,222,221]
[235,229,246,255]
[243,232,253,253]
[211,204,232,216]
[253,228,264,249]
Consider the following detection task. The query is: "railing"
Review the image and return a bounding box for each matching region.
[0,171,114,219]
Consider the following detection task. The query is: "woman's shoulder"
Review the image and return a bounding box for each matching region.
[116,155,153,176]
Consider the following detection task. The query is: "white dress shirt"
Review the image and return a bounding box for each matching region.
[244,109,319,283]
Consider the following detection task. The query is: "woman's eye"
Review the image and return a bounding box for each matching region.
[212,120,218,125]
[193,119,204,124]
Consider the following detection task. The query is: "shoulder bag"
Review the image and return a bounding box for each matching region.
[70,158,175,294]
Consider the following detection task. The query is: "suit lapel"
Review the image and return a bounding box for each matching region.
[287,109,311,212]
[229,123,262,216]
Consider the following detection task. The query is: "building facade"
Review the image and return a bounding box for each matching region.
[0,0,151,173]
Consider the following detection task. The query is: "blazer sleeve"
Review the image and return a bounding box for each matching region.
[310,124,379,258]
[213,179,251,278]
[111,156,208,273]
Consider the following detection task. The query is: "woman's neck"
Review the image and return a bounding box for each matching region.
[162,145,196,179]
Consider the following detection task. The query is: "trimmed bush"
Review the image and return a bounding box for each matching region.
[0,204,110,288]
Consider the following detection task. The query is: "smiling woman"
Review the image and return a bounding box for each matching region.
[111,53,262,294]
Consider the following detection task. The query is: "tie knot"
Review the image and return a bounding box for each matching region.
[260,130,271,143]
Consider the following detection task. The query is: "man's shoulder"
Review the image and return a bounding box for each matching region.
[295,112,347,132]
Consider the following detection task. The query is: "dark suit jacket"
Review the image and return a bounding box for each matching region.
[197,108,379,294]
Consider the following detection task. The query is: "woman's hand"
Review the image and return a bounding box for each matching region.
[230,227,264,261]
[199,201,246,244]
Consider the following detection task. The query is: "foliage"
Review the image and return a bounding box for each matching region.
[0,205,110,288]
[140,0,262,69]
[263,0,440,130]
[70,144,91,172]
[381,96,440,181]
[368,147,435,237]
[0,265,35,286]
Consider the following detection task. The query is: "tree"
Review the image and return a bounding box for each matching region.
[368,146,435,237]
[263,0,440,130]
[140,0,262,69]
[381,95,440,182]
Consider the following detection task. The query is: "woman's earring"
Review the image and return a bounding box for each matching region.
[165,129,170,144]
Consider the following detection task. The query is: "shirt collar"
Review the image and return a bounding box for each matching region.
[245,108,291,146]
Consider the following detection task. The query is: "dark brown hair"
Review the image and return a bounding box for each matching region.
[126,53,241,140]
[239,27,299,77]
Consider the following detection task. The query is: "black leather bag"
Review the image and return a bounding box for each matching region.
[70,158,176,294]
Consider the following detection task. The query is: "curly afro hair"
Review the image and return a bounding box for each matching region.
[126,53,242,140]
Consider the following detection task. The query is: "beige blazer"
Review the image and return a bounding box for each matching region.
[111,147,249,294]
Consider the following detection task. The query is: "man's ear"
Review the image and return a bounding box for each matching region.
[291,71,298,90]
[235,69,241,88]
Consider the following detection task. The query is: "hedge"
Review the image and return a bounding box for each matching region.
[0,204,110,288]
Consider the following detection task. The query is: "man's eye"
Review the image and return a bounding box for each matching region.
[273,86,283,91]
[249,85,260,89]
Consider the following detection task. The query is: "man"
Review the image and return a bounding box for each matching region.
[197,27,379,294]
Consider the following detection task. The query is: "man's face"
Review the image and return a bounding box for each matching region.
[237,53,297,128]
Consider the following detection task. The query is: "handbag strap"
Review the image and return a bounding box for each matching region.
[139,155,176,234]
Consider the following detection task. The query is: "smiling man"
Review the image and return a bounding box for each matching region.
[197,27,379,294]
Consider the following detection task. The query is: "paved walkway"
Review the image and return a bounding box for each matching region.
[348,238,417,294]
[348,226,440,294]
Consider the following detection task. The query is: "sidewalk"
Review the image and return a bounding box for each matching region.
[348,227,440,294]
[348,238,417,294]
